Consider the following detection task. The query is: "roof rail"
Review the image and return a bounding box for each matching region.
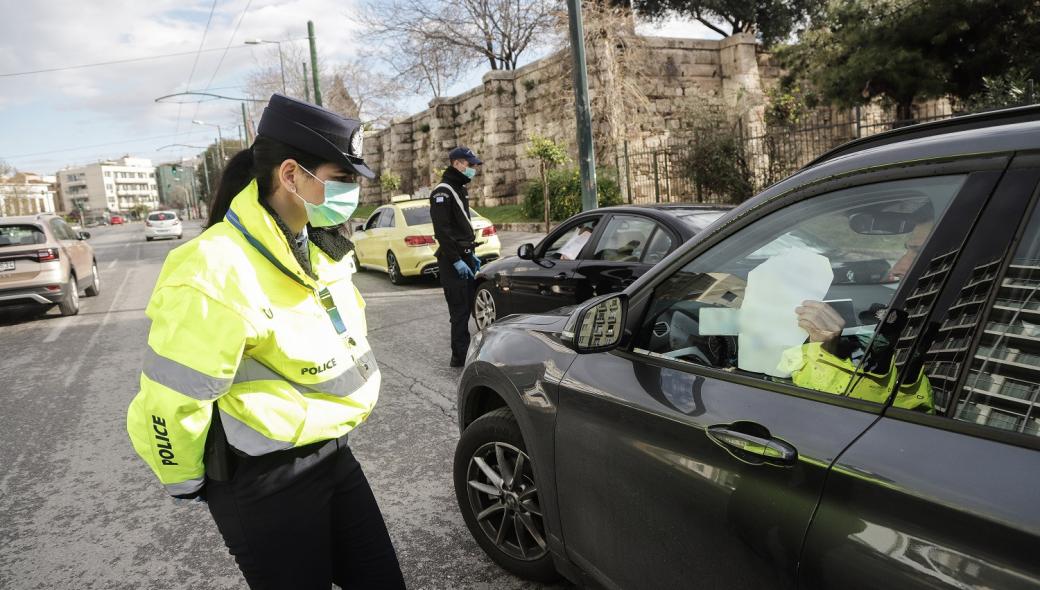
[804,104,1040,169]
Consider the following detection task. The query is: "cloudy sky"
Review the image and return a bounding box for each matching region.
[0,0,717,175]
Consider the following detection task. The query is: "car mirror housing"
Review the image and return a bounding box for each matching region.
[78,231,91,240]
[563,293,628,354]
[355,224,365,232]
[517,243,535,260]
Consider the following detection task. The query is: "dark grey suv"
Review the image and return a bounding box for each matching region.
[453,106,1040,589]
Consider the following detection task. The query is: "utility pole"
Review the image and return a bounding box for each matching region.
[303,62,311,102]
[308,21,322,106]
[566,0,598,211]
[241,103,253,144]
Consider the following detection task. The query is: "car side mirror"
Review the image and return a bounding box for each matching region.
[517,243,535,260]
[78,231,91,240]
[563,293,628,353]
[355,224,365,232]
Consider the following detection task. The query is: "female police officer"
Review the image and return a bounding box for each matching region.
[126,94,406,589]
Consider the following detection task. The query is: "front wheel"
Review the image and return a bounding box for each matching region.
[473,284,498,330]
[387,251,407,285]
[453,408,558,582]
[58,275,80,316]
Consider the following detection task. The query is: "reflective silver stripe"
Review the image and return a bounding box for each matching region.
[233,354,378,398]
[143,346,233,400]
[435,183,468,220]
[165,477,204,496]
[219,410,294,456]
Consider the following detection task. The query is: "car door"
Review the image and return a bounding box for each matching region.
[354,209,384,267]
[373,207,396,270]
[799,155,1040,589]
[553,163,1002,590]
[507,215,602,315]
[577,214,674,299]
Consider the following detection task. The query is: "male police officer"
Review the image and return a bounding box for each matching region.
[430,146,483,367]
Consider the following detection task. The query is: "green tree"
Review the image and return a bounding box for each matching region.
[779,0,1040,121]
[631,0,823,46]
[525,135,568,233]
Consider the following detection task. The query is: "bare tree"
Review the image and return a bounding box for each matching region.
[331,60,407,127]
[361,0,558,72]
[0,160,16,179]
[376,32,470,98]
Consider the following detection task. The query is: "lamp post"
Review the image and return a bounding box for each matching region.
[192,120,226,169]
[246,39,287,94]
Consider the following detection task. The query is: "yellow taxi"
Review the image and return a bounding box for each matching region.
[350,195,501,284]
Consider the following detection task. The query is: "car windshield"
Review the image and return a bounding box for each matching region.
[402,206,432,226]
[0,225,46,248]
[148,212,176,221]
[674,210,727,232]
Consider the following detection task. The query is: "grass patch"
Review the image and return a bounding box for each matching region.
[475,204,536,224]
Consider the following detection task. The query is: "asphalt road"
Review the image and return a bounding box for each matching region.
[0,219,561,590]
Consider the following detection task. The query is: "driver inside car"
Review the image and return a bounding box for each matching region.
[784,217,936,412]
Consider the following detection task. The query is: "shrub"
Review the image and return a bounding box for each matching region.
[522,168,623,221]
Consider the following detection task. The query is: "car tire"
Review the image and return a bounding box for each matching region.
[84,261,100,297]
[454,408,558,583]
[58,275,80,316]
[146,237,153,242]
[473,284,498,330]
[351,249,363,272]
[387,251,407,285]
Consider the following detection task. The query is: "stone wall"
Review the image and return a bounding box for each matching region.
[360,33,778,207]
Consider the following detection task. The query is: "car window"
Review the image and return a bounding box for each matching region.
[592,215,657,262]
[402,206,432,226]
[674,210,727,232]
[0,225,46,247]
[545,218,599,260]
[49,219,72,240]
[632,175,965,403]
[365,210,383,230]
[643,227,674,265]
[378,208,396,229]
[942,202,1040,438]
[148,212,176,221]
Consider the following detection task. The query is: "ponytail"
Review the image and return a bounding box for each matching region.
[206,148,255,227]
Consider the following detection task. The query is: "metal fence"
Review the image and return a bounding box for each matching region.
[617,96,1037,206]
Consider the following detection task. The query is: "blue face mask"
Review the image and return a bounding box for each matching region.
[463,166,477,179]
[292,165,360,227]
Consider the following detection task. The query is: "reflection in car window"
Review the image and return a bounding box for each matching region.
[379,209,396,228]
[402,206,432,226]
[643,227,674,264]
[365,210,383,230]
[675,210,726,232]
[545,218,599,260]
[592,216,656,262]
[0,225,46,247]
[943,203,1040,437]
[633,175,965,405]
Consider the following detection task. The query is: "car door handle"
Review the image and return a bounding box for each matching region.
[554,272,568,280]
[706,424,797,465]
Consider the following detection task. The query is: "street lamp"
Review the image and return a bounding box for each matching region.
[246,39,286,94]
[192,120,226,166]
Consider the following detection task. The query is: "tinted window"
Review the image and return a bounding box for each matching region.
[365,210,383,230]
[378,209,396,228]
[633,175,964,402]
[0,225,46,247]
[592,215,656,262]
[49,219,73,240]
[643,227,674,264]
[148,212,176,221]
[949,203,1040,437]
[402,206,432,226]
[674,210,727,232]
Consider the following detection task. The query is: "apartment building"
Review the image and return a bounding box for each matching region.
[57,156,159,216]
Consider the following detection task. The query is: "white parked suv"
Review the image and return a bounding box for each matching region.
[144,211,183,241]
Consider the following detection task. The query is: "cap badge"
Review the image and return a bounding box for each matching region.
[350,127,364,157]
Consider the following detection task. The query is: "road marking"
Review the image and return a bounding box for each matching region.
[62,268,133,389]
[43,316,75,343]
[106,260,118,270]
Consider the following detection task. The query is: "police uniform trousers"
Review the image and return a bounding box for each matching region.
[437,254,477,363]
[205,436,406,590]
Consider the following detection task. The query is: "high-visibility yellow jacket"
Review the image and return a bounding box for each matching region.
[127,180,378,496]
[779,342,933,412]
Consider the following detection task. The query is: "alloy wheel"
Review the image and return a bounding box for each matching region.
[474,288,497,330]
[465,441,547,561]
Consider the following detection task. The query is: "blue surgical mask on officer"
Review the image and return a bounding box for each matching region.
[463,166,477,179]
[291,164,360,227]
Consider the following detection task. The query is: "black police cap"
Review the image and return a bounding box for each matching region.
[256,93,375,179]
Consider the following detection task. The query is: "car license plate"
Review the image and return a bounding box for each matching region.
[0,261,14,271]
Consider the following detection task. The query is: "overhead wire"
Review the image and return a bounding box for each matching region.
[191,0,255,126]
[176,0,220,134]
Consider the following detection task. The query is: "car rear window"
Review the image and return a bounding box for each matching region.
[0,225,46,248]
[675,210,726,232]
[148,212,177,221]
[402,206,432,226]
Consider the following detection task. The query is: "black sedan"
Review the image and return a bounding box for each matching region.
[453,106,1040,588]
[472,204,729,329]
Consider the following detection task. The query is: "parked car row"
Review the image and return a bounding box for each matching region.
[452,105,1040,589]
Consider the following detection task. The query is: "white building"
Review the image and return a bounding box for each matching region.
[0,172,56,217]
[57,156,159,216]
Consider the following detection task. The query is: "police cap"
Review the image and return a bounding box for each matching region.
[257,93,375,179]
[448,146,482,165]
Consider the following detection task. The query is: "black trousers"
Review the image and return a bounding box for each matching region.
[437,256,477,363]
[205,437,406,590]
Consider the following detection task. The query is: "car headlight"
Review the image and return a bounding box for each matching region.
[467,327,486,361]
